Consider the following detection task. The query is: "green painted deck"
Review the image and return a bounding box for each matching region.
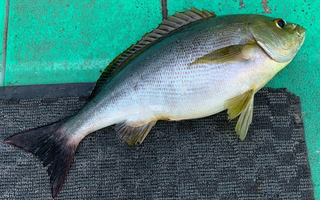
[4,0,162,86]
[1,0,319,199]
[0,0,6,85]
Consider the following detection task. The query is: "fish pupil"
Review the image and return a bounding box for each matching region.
[277,19,286,28]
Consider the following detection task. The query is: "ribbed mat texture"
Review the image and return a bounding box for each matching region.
[0,88,314,199]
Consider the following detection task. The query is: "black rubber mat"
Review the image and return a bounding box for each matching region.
[0,85,314,199]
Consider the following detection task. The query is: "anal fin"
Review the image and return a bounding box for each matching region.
[225,89,255,140]
[115,121,156,146]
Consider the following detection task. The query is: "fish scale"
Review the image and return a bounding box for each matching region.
[3,8,305,197]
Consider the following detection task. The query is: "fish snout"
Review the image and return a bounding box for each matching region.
[293,24,306,37]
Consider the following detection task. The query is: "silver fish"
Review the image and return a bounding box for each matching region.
[4,8,305,197]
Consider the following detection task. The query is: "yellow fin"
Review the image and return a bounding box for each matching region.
[235,96,254,140]
[115,121,156,146]
[190,44,254,65]
[225,89,254,120]
[224,89,255,140]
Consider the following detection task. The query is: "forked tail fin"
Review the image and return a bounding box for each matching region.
[3,119,79,198]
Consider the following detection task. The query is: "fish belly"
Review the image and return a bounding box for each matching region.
[92,46,282,126]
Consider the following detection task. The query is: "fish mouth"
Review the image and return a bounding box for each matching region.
[294,25,306,37]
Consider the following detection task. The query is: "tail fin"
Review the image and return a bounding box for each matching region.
[3,119,79,198]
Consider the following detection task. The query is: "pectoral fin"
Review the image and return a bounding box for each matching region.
[190,44,254,65]
[225,89,255,140]
[115,121,156,146]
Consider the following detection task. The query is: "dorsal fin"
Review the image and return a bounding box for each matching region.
[89,7,216,99]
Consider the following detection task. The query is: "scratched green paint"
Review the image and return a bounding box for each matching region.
[5,0,162,86]
[0,0,6,85]
[3,0,320,199]
[169,1,320,199]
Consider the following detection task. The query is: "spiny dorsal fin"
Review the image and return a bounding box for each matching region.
[89,7,216,99]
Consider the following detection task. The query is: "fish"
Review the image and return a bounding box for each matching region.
[3,8,305,197]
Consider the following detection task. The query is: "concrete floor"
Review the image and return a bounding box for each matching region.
[1,0,319,199]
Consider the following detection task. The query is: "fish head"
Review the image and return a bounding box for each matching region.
[248,15,306,63]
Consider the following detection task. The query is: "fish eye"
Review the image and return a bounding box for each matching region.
[274,19,286,29]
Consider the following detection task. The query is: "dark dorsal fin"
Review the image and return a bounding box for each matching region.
[89,7,216,99]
